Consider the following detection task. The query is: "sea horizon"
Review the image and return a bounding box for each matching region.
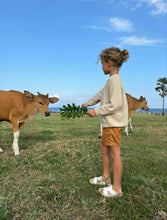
[49,107,167,114]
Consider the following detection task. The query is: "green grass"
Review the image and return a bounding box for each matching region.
[0,113,167,219]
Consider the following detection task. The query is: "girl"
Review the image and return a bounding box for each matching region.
[82,47,129,197]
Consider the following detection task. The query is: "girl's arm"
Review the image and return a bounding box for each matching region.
[95,79,122,116]
[82,90,102,107]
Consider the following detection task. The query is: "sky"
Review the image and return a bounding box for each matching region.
[0,0,167,108]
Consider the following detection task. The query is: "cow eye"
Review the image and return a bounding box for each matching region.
[39,101,43,105]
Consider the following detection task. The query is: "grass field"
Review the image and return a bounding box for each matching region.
[0,113,167,220]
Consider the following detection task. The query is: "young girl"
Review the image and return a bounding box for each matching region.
[82,47,129,197]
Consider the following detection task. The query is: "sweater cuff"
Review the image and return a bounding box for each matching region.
[95,108,100,116]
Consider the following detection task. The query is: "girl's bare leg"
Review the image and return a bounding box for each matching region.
[110,146,122,194]
[100,139,111,184]
[99,145,123,196]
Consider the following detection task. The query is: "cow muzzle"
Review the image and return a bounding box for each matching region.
[45,112,50,117]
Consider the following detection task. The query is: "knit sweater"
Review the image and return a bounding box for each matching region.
[84,74,128,128]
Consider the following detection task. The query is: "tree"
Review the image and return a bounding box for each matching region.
[155,77,167,116]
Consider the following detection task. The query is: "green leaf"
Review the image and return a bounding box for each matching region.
[60,103,87,120]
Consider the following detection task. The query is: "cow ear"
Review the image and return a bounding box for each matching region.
[139,96,144,101]
[49,97,59,103]
[24,91,35,100]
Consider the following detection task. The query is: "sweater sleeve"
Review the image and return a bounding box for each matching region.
[95,77,122,116]
[83,90,102,107]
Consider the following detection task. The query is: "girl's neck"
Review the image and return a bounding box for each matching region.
[110,67,119,76]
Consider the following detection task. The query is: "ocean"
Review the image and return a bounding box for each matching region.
[49,107,167,114]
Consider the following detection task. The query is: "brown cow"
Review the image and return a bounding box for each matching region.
[125,94,149,135]
[98,93,149,137]
[0,90,59,156]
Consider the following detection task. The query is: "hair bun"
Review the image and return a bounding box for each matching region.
[121,49,129,62]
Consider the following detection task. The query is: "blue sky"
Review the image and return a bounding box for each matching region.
[0,0,167,108]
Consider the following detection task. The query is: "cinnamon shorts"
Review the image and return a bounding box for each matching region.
[102,127,123,147]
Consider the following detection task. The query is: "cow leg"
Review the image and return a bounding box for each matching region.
[99,123,102,138]
[125,121,129,136]
[0,148,3,153]
[129,118,133,133]
[12,131,20,156]
[11,120,20,156]
[19,122,26,128]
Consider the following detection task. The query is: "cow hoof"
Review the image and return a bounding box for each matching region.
[98,135,102,139]
[15,154,20,157]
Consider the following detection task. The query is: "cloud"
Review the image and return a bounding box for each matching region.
[106,0,167,15]
[56,96,86,106]
[86,17,133,33]
[139,0,167,15]
[62,96,85,102]
[109,17,133,32]
[120,35,162,46]
[79,0,167,15]
[86,25,112,32]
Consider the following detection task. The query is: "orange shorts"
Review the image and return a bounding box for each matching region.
[102,127,123,147]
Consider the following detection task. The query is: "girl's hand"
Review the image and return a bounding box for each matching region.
[87,109,96,117]
[81,104,87,108]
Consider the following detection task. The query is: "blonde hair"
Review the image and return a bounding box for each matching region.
[99,47,129,68]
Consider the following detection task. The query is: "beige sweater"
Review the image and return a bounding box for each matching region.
[84,74,128,128]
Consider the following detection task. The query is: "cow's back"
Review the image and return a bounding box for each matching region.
[126,94,133,108]
[126,93,142,117]
[0,90,27,122]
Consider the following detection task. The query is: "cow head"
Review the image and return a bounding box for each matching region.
[139,96,149,111]
[24,91,59,116]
